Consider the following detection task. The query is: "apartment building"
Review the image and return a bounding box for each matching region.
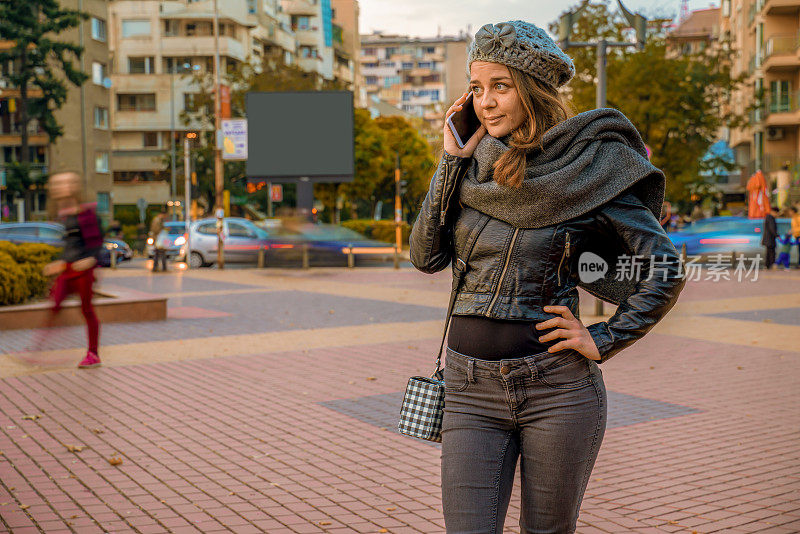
[331,0,362,106]
[666,7,720,58]
[359,32,470,129]
[0,0,113,221]
[722,0,800,207]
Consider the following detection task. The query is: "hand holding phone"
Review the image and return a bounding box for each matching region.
[443,91,487,158]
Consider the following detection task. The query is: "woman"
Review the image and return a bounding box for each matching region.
[42,171,104,368]
[410,21,686,533]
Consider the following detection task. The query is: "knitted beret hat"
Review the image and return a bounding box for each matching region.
[467,20,575,89]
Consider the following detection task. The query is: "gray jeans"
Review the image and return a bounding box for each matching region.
[441,347,607,534]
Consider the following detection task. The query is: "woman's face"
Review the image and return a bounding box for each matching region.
[469,61,526,138]
[48,172,80,201]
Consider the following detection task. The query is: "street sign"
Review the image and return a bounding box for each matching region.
[221,119,248,161]
[270,184,283,202]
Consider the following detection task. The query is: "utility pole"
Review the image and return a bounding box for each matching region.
[184,133,195,268]
[394,153,402,269]
[212,0,225,269]
[558,0,649,315]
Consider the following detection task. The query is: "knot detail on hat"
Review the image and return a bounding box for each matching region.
[475,23,516,53]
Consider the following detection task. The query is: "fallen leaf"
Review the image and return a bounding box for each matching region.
[22,415,41,421]
[328,309,335,314]
[366,377,377,381]
[66,444,85,453]
[70,515,78,519]
[386,507,396,511]
[108,457,123,466]
[91,428,104,434]
[20,504,29,510]
[737,366,743,370]
[379,529,388,533]
[319,521,331,525]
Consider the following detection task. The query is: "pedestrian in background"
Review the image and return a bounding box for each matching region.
[41,171,103,369]
[660,200,672,232]
[775,233,793,271]
[149,205,168,272]
[691,203,705,221]
[762,206,779,269]
[790,206,800,269]
[410,20,686,533]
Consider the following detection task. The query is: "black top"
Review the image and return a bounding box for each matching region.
[762,213,777,246]
[447,315,557,360]
[61,213,101,263]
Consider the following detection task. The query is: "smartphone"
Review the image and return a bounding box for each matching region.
[446,92,481,149]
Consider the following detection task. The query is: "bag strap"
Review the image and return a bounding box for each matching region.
[432,213,490,379]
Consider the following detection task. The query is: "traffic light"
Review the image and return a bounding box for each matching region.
[399,180,408,196]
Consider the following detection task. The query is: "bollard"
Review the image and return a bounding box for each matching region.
[393,245,400,270]
[302,243,310,270]
[110,249,116,269]
[347,244,354,269]
[258,246,265,268]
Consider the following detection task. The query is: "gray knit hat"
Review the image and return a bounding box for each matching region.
[467,20,575,89]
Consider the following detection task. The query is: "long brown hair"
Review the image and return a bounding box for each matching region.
[493,67,573,188]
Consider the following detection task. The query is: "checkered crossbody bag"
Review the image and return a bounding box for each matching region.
[398,257,468,442]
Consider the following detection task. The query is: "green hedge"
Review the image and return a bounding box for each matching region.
[0,242,61,306]
[341,219,411,246]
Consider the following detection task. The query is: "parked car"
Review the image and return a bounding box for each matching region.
[180,218,396,268]
[0,221,132,266]
[145,221,188,260]
[668,216,797,263]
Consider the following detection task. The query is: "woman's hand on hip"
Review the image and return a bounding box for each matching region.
[443,91,487,158]
[536,305,601,361]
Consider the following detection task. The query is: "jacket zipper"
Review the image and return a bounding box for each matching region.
[557,231,571,286]
[439,160,450,225]
[486,227,520,314]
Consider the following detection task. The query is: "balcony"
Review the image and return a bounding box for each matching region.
[283,0,318,16]
[764,90,800,126]
[160,36,246,62]
[762,33,800,72]
[294,27,319,46]
[763,0,800,16]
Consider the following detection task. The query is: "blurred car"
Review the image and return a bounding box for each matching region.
[0,222,65,247]
[181,217,271,268]
[145,221,188,260]
[0,221,132,266]
[99,238,133,267]
[180,218,397,268]
[668,216,797,263]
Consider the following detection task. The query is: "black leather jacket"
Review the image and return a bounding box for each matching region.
[410,152,687,364]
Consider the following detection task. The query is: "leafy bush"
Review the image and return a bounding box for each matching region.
[0,250,28,305]
[341,219,411,246]
[0,242,60,306]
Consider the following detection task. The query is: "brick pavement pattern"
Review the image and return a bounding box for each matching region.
[1,265,799,533]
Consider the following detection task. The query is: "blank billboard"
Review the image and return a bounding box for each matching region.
[246,91,354,182]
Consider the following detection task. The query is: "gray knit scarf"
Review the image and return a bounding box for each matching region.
[458,107,667,305]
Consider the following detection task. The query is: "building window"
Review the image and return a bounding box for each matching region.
[128,56,155,74]
[91,18,107,42]
[770,80,791,113]
[292,16,310,31]
[96,192,110,214]
[163,20,179,37]
[143,132,159,147]
[365,75,377,85]
[121,19,151,38]
[118,93,156,112]
[183,93,200,112]
[92,62,106,85]
[95,152,109,173]
[401,62,413,69]
[418,61,432,69]
[93,106,108,129]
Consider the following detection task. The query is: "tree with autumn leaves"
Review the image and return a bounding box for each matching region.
[551,1,750,207]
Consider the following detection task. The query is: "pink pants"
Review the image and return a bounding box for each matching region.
[48,265,99,354]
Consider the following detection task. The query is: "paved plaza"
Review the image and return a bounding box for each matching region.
[1,262,799,533]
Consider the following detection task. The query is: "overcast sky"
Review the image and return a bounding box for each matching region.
[359,0,719,38]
